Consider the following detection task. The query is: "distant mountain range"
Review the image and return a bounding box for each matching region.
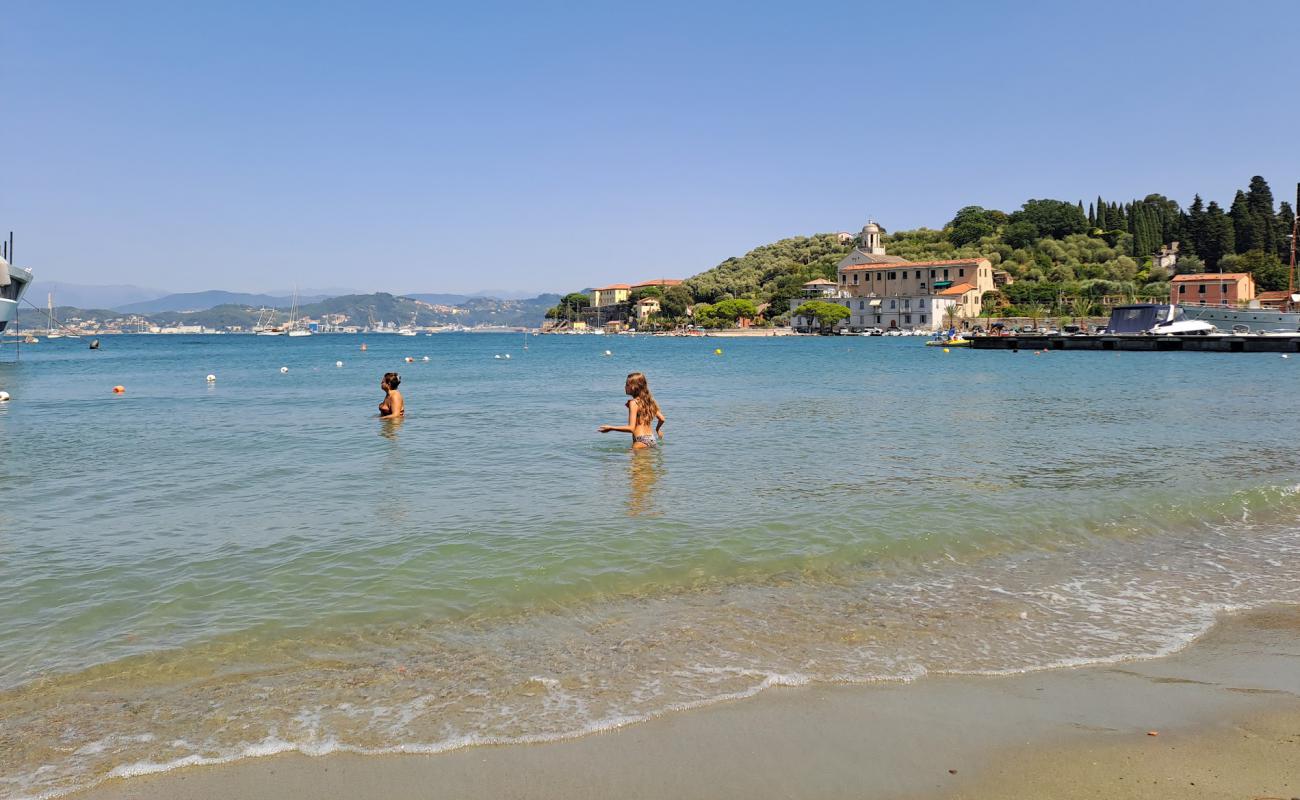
[117,290,336,313]
[38,281,548,313]
[38,281,170,310]
[23,291,565,331]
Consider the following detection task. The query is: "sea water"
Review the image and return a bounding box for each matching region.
[1,333,1298,798]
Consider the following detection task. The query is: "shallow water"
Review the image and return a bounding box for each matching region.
[1,333,1298,798]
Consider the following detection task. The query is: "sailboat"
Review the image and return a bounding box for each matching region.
[254,307,284,335]
[287,288,312,337]
[45,293,64,338]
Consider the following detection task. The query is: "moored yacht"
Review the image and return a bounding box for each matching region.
[0,235,34,336]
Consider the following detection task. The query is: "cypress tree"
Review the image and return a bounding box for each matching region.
[1230,189,1255,253]
[1278,200,1296,264]
[1246,175,1277,256]
[1185,194,1206,257]
[1088,202,1096,228]
[1204,201,1235,269]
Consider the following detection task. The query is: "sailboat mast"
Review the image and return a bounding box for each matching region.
[1290,182,1298,296]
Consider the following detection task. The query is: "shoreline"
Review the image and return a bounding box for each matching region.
[66,605,1300,800]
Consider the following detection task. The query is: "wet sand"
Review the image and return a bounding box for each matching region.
[72,606,1300,800]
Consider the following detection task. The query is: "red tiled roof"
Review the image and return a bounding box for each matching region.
[802,278,836,286]
[840,258,988,273]
[1170,273,1250,282]
[632,278,683,288]
[594,284,631,291]
[1256,290,1291,300]
[937,282,976,296]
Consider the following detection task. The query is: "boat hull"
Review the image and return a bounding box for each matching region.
[1178,304,1300,333]
[0,265,33,335]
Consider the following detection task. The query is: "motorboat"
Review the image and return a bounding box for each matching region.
[1106,304,1216,336]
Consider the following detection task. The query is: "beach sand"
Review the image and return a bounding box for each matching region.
[72,606,1300,800]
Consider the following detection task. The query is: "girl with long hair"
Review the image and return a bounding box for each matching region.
[598,372,666,448]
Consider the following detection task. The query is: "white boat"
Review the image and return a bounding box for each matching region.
[0,241,34,335]
[43,293,66,338]
[253,307,285,335]
[396,312,418,336]
[1178,302,1300,334]
[285,288,312,336]
[1106,304,1216,335]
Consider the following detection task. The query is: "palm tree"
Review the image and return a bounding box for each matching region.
[944,302,963,331]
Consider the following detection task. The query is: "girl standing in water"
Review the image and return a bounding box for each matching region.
[378,372,404,418]
[598,372,665,448]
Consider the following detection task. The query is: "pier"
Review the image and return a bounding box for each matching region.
[968,334,1300,353]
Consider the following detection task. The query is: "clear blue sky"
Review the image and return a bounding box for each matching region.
[4,0,1297,295]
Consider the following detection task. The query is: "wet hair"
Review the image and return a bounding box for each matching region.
[625,372,660,427]
[383,372,401,389]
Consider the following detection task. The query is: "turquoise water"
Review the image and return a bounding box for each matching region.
[2,333,1300,798]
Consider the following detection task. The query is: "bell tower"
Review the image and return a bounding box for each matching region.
[860,220,885,255]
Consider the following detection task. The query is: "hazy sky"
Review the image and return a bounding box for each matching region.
[5,0,1297,295]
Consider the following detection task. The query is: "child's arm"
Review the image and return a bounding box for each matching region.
[599,400,637,434]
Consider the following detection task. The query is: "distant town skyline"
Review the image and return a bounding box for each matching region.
[5,0,1297,294]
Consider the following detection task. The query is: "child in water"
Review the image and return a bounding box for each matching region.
[598,372,665,448]
[378,372,404,418]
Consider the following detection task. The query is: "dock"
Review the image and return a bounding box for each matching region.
[968,334,1300,353]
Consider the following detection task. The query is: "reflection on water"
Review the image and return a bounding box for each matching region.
[379,416,404,440]
[626,448,662,517]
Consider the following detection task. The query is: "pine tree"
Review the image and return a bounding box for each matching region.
[1230,189,1255,253]
[1204,201,1235,269]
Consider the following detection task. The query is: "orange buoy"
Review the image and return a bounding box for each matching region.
[112,385,126,394]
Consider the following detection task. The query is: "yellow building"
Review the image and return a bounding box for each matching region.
[838,257,995,330]
[590,284,631,307]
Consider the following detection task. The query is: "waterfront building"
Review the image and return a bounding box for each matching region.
[1170,273,1255,307]
[789,278,850,333]
[834,220,994,331]
[1255,290,1299,311]
[635,297,661,322]
[590,284,631,308]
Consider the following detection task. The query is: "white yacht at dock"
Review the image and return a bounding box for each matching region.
[0,234,34,336]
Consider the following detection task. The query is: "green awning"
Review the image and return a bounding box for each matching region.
[933,280,953,289]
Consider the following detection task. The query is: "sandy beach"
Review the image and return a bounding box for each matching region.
[68,605,1299,800]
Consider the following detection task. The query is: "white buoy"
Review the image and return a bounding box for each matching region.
[494,354,502,359]
[504,354,511,359]
[336,360,344,367]
[1283,354,1290,359]
[206,374,216,383]
[280,366,289,374]
[0,391,9,402]
[422,356,429,362]
[604,350,612,356]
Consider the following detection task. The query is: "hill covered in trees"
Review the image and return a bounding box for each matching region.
[666,175,1295,324]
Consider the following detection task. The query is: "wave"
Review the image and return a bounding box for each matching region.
[4,485,1300,800]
